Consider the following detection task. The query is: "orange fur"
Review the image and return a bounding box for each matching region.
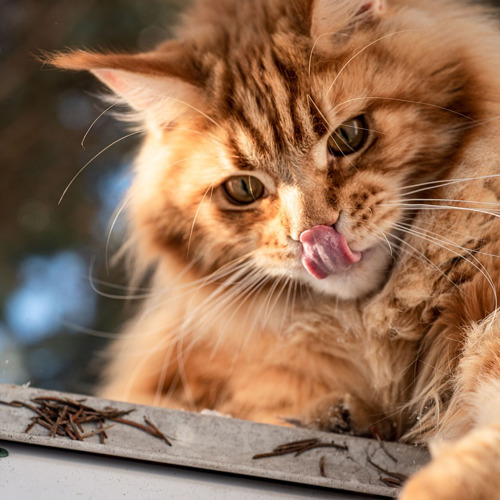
[52,0,500,497]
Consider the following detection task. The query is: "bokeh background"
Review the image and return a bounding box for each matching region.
[2,0,500,397]
[0,0,186,395]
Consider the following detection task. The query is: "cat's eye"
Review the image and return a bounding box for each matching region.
[327,116,368,157]
[223,175,265,205]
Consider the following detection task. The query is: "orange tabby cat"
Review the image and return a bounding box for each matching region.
[52,0,500,497]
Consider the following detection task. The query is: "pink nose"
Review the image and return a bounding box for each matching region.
[299,225,361,279]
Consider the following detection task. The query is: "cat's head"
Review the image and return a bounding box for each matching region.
[51,0,488,300]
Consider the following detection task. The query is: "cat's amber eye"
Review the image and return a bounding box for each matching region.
[223,175,265,205]
[327,116,368,157]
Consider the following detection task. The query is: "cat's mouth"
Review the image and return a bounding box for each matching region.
[299,225,362,280]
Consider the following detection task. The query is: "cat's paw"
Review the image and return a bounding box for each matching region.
[400,425,500,500]
[400,459,472,500]
[292,392,395,439]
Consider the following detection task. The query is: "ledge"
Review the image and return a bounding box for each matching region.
[0,384,429,498]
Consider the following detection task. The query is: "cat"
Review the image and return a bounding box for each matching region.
[50,0,500,497]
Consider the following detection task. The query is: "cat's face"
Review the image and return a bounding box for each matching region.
[53,0,478,300]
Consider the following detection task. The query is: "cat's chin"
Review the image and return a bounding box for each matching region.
[298,244,392,300]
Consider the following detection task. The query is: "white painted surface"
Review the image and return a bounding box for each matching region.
[0,441,370,500]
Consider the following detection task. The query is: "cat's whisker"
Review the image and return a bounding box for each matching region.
[332,96,481,126]
[187,183,215,257]
[268,277,291,332]
[240,284,270,349]
[307,94,359,172]
[88,254,234,303]
[181,273,267,357]
[305,282,315,303]
[290,279,298,323]
[245,275,288,343]
[141,93,225,132]
[384,202,500,219]
[308,31,349,78]
[375,238,427,269]
[367,222,395,258]
[86,275,152,293]
[326,30,423,96]
[408,218,493,249]
[112,85,226,135]
[211,274,271,355]
[389,233,459,290]
[400,198,500,208]
[397,220,500,259]
[401,181,490,198]
[394,223,492,282]
[105,193,133,276]
[280,276,294,335]
[203,268,265,327]
[134,258,258,322]
[81,101,121,150]
[166,96,224,131]
[181,258,257,309]
[262,275,286,325]
[457,114,500,132]
[394,225,498,317]
[59,319,124,340]
[393,222,498,313]
[180,264,263,337]
[58,129,145,205]
[174,285,251,337]
[87,255,158,301]
[397,173,500,196]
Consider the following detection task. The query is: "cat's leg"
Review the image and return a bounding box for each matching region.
[401,318,500,500]
[213,343,358,426]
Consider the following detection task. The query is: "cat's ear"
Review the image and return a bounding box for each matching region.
[310,0,385,39]
[48,43,203,122]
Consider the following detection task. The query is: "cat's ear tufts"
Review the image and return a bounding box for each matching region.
[48,44,203,119]
[310,0,385,40]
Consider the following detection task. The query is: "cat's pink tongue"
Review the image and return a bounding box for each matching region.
[300,225,361,280]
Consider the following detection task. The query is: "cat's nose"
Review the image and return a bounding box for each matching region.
[290,220,338,241]
[280,185,339,240]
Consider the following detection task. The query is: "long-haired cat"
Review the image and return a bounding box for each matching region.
[51,0,500,497]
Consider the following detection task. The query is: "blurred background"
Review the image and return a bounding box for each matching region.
[2,0,500,397]
[0,0,186,395]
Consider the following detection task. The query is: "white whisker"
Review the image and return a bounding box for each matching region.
[187,184,214,257]
[398,173,500,196]
[394,222,498,312]
[384,202,500,219]
[59,130,144,205]
[332,96,481,126]
[105,193,132,275]
[307,94,359,173]
[326,30,424,95]
[389,233,459,289]
[81,101,120,150]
